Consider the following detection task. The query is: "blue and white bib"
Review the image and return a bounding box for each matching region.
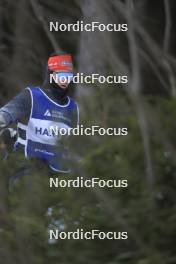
[16,87,79,173]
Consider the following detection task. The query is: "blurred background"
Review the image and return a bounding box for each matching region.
[0,0,176,263]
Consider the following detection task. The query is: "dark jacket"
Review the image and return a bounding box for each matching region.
[0,76,78,128]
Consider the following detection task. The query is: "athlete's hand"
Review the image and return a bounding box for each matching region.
[0,128,17,161]
[0,114,11,159]
[0,128,8,159]
[0,114,7,134]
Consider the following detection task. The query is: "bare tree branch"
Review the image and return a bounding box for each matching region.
[163,0,176,96]
[126,0,155,196]
[30,0,62,53]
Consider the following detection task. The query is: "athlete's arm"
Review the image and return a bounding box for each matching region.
[0,89,31,127]
[0,114,7,131]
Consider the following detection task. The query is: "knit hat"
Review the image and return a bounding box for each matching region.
[48,54,73,72]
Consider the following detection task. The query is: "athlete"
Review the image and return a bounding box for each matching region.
[0,53,79,173]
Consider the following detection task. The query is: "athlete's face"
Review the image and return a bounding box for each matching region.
[53,71,74,89]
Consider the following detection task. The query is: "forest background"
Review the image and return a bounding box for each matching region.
[0,0,176,263]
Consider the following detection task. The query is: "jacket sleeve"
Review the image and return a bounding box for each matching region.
[0,89,31,127]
